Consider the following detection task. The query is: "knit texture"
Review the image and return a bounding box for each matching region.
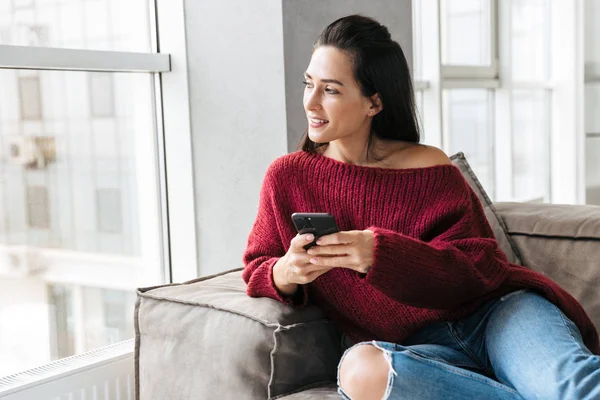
[242,150,600,354]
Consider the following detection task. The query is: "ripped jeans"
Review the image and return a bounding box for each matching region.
[337,290,600,400]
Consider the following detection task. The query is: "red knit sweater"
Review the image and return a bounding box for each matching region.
[242,151,600,355]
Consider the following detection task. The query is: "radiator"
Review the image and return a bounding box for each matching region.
[0,340,134,400]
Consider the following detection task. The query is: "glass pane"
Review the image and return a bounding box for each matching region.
[0,69,164,377]
[511,0,550,81]
[585,0,600,205]
[18,76,43,120]
[585,83,600,205]
[412,0,423,80]
[585,135,600,205]
[585,0,600,74]
[512,90,550,202]
[0,0,152,52]
[445,89,495,197]
[415,89,425,142]
[441,0,492,66]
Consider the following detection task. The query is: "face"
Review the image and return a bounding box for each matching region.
[303,46,379,144]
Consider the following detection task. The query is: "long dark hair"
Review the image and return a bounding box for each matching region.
[299,15,421,157]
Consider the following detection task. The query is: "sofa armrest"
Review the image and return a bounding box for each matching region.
[494,202,600,331]
[135,269,341,400]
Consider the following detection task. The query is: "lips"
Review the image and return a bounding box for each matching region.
[308,116,329,129]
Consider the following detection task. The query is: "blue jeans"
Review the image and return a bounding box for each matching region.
[337,290,600,400]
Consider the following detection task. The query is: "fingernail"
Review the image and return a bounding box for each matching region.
[316,240,322,245]
[310,258,318,264]
[306,234,314,241]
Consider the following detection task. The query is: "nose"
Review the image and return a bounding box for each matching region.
[304,87,322,112]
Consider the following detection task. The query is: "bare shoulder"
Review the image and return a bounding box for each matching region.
[392,144,452,169]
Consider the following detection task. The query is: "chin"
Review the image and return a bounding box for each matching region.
[308,129,332,144]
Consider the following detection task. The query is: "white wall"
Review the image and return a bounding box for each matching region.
[183,1,288,275]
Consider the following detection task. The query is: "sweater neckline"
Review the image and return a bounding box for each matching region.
[299,150,458,175]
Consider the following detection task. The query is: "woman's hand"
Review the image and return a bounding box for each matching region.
[272,233,335,295]
[306,230,375,274]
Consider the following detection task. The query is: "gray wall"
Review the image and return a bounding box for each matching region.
[282,0,413,152]
[184,0,288,275]
[183,1,413,275]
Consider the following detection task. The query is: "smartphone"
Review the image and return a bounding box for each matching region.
[291,212,340,250]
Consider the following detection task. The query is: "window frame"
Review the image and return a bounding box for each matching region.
[439,0,499,80]
[415,0,585,204]
[0,0,198,394]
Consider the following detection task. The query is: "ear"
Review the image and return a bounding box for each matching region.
[367,93,383,117]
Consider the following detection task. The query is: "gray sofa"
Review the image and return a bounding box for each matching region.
[134,155,600,400]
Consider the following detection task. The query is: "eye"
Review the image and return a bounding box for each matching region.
[325,87,339,95]
[302,80,313,89]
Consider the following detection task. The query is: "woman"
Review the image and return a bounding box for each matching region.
[242,15,600,400]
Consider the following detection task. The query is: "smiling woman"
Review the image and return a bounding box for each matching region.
[243,14,600,400]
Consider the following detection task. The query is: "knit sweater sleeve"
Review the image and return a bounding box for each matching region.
[365,179,510,309]
[242,163,309,308]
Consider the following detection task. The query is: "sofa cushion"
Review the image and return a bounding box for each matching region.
[135,269,341,400]
[450,152,522,265]
[494,202,600,333]
[275,384,340,399]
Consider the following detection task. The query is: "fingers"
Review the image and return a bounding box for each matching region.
[309,255,353,268]
[285,248,334,284]
[306,244,351,257]
[290,233,315,252]
[285,232,360,284]
[315,231,357,246]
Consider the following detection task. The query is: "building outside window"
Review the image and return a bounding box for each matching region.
[0,0,167,379]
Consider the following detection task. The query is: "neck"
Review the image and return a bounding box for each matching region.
[323,136,392,166]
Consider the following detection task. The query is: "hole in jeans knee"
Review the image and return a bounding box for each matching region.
[371,341,398,377]
[338,342,395,400]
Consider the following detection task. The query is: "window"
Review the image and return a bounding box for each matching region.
[47,284,135,360]
[89,73,115,118]
[18,75,42,120]
[1,69,156,255]
[48,284,75,360]
[511,0,550,82]
[444,89,495,196]
[0,0,152,52]
[441,0,493,66]
[0,0,170,383]
[26,185,50,229]
[414,0,562,203]
[584,0,600,205]
[82,287,135,350]
[512,90,550,202]
[12,0,34,10]
[96,188,122,234]
[101,288,135,343]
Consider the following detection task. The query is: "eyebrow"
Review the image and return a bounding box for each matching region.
[304,73,344,86]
